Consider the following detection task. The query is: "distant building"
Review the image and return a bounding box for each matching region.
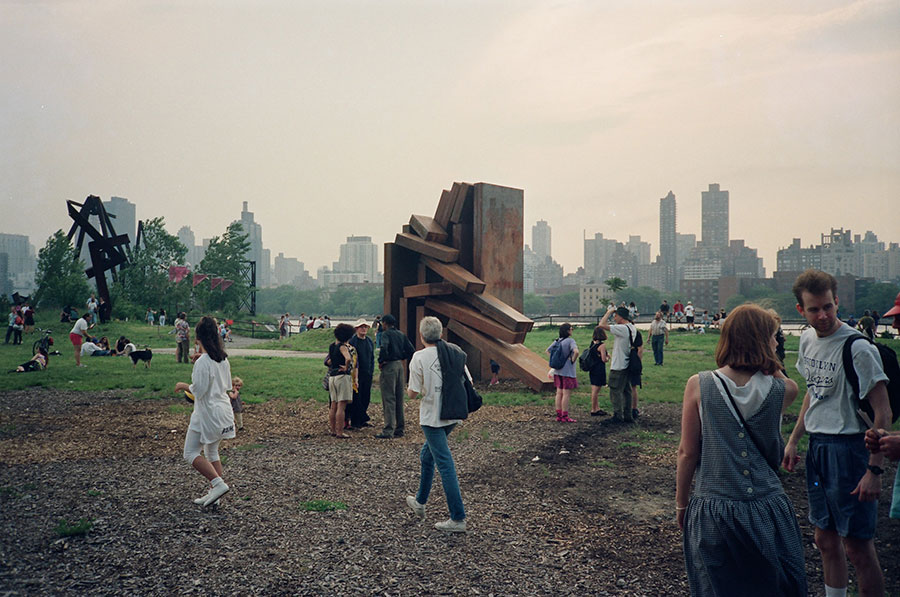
[701,183,729,247]
[0,233,36,295]
[579,283,615,315]
[318,268,368,289]
[625,235,651,266]
[237,201,271,288]
[104,196,136,245]
[659,191,677,290]
[524,243,564,293]
[863,243,900,281]
[637,262,668,292]
[333,235,379,283]
[583,232,620,283]
[675,233,697,283]
[777,238,822,272]
[532,220,551,262]
[177,226,206,268]
[0,253,10,298]
[274,252,315,289]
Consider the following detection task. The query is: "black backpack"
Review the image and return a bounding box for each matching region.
[627,329,642,377]
[842,334,900,424]
[579,342,599,371]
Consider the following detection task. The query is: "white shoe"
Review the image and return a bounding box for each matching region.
[434,518,466,533]
[203,482,229,506]
[193,489,222,506]
[406,496,425,520]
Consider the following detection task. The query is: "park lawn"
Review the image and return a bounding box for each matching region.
[0,341,329,403]
[245,328,369,352]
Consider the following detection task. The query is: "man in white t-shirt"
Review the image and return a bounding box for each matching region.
[69,313,92,367]
[783,270,889,597]
[685,301,695,331]
[599,304,637,423]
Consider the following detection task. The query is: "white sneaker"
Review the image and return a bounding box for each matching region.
[434,518,466,533]
[202,482,229,506]
[193,489,222,506]
[406,496,425,520]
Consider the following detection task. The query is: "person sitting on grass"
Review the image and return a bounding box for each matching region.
[11,347,49,373]
[174,316,235,507]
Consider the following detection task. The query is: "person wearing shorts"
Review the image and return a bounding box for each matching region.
[599,305,637,424]
[69,313,92,367]
[546,323,578,422]
[782,270,890,597]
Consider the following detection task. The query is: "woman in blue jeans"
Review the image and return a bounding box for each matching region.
[649,310,669,365]
[405,316,467,533]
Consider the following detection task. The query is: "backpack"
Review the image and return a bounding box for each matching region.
[627,328,642,377]
[579,342,599,371]
[842,334,900,424]
[548,339,570,370]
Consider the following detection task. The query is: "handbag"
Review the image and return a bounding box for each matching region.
[464,376,482,413]
[712,372,779,474]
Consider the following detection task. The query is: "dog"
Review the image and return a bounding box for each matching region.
[124,344,153,369]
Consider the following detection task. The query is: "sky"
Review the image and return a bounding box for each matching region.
[2,0,899,276]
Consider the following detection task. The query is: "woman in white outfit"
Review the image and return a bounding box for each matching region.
[174,316,236,506]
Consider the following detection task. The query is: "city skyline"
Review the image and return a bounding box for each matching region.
[2,1,898,275]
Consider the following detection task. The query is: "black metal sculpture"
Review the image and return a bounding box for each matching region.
[66,195,131,307]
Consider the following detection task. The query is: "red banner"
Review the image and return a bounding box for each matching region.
[168,266,189,283]
[210,277,224,290]
[192,274,209,287]
[221,279,234,291]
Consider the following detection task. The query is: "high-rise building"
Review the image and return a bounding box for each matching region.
[658,191,677,289]
[237,201,271,288]
[583,232,619,283]
[532,220,551,262]
[701,183,729,247]
[0,233,34,275]
[625,235,651,266]
[0,253,10,298]
[104,196,137,245]
[334,236,379,283]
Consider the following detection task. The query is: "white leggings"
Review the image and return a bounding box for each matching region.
[183,429,221,464]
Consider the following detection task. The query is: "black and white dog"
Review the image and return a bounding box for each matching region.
[124,343,153,369]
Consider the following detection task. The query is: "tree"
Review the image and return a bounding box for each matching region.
[198,222,251,312]
[523,293,547,315]
[605,277,628,294]
[856,282,900,317]
[34,230,91,309]
[617,286,663,315]
[117,217,188,314]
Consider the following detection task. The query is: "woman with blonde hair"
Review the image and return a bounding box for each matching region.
[675,304,805,596]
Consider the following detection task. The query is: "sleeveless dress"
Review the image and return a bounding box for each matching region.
[683,371,806,596]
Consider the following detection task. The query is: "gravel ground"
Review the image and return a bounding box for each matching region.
[0,388,897,596]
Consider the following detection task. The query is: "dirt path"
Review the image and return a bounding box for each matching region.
[0,389,897,595]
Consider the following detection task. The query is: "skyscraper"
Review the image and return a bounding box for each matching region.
[701,183,729,247]
[104,196,136,245]
[532,220,551,262]
[334,236,379,282]
[238,201,271,287]
[659,191,677,290]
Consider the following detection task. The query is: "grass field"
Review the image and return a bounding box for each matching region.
[4,314,898,437]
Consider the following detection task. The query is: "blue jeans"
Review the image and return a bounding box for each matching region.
[651,334,664,365]
[417,424,465,521]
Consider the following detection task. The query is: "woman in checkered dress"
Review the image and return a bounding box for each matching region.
[675,304,806,596]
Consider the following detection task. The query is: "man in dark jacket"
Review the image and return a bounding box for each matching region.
[348,318,375,429]
[376,314,415,439]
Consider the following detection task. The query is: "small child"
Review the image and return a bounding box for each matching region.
[228,376,244,431]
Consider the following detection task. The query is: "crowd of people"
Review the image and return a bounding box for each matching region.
[5,270,899,581]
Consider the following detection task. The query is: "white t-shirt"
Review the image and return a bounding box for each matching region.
[408,346,464,428]
[608,323,636,371]
[81,342,102,356]
[796,322,889,435]
[685,305,695,317]
[188,354,236,444]
[70,318,88,336]
[703,370,773,423]
[650,319,667,336]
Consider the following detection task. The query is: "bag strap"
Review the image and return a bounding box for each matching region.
[842,334,868,400]
[712,372,779,474]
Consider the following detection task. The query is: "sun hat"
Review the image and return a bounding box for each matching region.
[883,292,900,318]
[353,318,370,328]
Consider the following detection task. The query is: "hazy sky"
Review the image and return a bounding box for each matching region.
[2,0,899,276]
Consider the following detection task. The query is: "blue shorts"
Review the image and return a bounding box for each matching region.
[806,433,877,539]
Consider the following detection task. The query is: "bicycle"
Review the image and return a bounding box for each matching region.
[32,328,59,356]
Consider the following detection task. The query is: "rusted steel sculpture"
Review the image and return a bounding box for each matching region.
[385,182,553,392]
[66,195,131,308]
